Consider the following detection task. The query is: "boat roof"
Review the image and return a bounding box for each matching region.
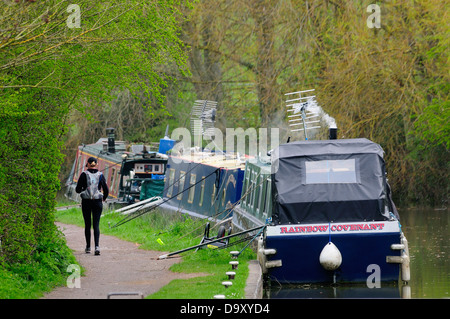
[271,138,389,223]
[274,138,384,159]
[170,150,247,170]
[79,140,162,164]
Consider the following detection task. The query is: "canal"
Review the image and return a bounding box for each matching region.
[264,208,449,298]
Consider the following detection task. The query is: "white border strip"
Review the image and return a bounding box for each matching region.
[266,220,400,237]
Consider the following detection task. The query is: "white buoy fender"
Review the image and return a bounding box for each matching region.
[319,242,342,271]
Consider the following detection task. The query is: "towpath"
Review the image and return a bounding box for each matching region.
[43,222,207,299]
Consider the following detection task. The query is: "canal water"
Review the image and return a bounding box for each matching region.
[264,208,449,298]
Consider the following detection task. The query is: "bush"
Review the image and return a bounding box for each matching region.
[0,90,77,298]
[0,230,78,299]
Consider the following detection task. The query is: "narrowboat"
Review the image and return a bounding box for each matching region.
[255,137,411,284]
[159,100,247,222]
[160,149,245,222]
[65,128,171,206]
[229,90,411,285]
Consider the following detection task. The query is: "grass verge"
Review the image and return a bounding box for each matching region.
[54,206,257,299]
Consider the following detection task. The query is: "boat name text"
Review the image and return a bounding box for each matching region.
[280,223,385,234]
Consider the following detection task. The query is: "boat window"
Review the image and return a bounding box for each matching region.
[188,174,196,203]
[265,178,271,217]
[211,184,216,207]
[75,154,82,178]
[257,176,264,215]
[167,169,175,197]
[103,162,109,182]
[260,180,266,215]
[177,171,186,200]
[113,168,119,194]
[134,163,162,174]
[249,170,256,209]
[254,175,260,212]
[221,187,227,207]
[199,177,205,207]
[263,178,271,216]
[243,168,250,207]
[305,159,357,184]
[111,168,116,193]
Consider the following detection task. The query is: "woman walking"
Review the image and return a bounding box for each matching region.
[76,157,109,255]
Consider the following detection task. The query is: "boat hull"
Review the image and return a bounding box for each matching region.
[262,220,402,284]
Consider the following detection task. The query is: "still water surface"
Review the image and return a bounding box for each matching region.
[265,208,449,298]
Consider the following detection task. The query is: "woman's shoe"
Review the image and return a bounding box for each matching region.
[94,246,100,256]
[85,247,91,254]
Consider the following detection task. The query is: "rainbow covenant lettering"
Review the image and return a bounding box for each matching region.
[276,222,390,235]
[267,221,400,236]
[280,225,329,233]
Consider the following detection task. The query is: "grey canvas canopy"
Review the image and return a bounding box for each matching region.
[271,138,397,224]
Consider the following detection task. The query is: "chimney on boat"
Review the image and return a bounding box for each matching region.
[329,127,337,140]
[106,127,116,153]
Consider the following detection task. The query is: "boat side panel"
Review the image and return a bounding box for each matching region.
[163,159,244,219]
[265,228,401,284]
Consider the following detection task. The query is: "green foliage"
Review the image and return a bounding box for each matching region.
[0,229,78,299]
[0,97,65,263]
[0,0,192,297]
[413,98,450,150]
[181,0,448,206]
[0,88,77,297]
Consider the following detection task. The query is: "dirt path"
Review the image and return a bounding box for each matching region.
[43,222,206,299]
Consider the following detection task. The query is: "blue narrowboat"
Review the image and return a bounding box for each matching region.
[255,138,410,284]
[160,149,245,221]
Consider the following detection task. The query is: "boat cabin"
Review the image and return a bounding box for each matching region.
[271,138,398,224]
[65,129,168,204]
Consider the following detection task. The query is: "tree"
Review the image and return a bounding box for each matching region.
[0,0,191,264]
[178,0,448,205]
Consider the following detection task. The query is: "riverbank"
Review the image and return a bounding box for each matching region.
[51,208,258,299]
[43,222,209,299]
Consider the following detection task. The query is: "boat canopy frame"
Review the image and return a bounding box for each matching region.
[271,138,397,224]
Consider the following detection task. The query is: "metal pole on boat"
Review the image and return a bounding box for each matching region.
[157,225,266,260]
[115,196,163,214]
[302,107,308,140]
[115,196,160,213]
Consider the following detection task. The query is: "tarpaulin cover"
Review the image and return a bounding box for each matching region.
[271,139,390,224]
[140,179,165,200]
